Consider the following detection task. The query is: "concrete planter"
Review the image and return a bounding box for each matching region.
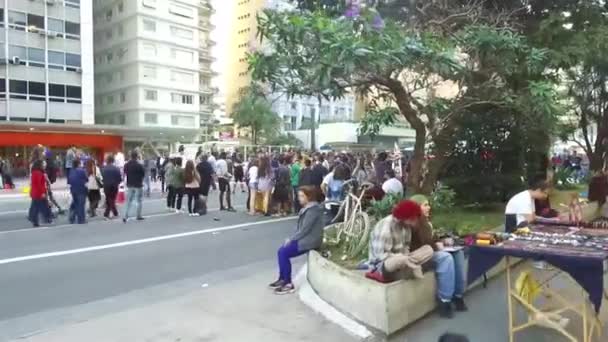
[307,250,513,335]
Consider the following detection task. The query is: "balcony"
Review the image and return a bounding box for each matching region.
[199,52,213,62]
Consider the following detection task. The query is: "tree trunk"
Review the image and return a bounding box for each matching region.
[252,127,258,145]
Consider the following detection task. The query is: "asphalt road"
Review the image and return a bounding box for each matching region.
[0,188,301,340]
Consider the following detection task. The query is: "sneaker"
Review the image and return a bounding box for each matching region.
[227,207,236,212]
[136,217,145,221]
[268,279,285,289]
[122,218,127,223]
[192,213,200,217]
[438,301,454,319]
[453,297,468,312]
[104,216,111,221]
[175,209,181,214]
[274,283,295,295]
[220,207,226,211]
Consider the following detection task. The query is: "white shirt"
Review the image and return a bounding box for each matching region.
[505,190,534,225]
[207,155,216,170]
[248,166,258,184]
[322,172,334,186]
[216,159,228,178]
[382,178,404,195]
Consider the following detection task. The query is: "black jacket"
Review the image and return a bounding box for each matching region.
[311,164,328,187]
[197,160,214,184]
[124,160,145,188]
[102,164,122,188]
[299,168,314,186]
[45,158,58,184]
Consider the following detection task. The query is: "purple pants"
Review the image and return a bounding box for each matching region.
[277,240,308,283]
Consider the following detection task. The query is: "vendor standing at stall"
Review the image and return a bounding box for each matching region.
[504,180,550,233]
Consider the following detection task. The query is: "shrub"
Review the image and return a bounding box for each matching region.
[367,193,406,221]
[431,183,456,210]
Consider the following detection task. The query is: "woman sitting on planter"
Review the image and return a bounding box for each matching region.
[410,195,467,319]
[269,185,324,295]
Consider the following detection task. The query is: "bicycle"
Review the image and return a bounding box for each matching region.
[325,179,372,258]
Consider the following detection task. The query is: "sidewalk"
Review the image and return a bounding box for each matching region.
[13,268,357,342]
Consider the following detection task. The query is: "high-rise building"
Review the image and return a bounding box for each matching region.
[93,0,215,136]
[0,0,94,124]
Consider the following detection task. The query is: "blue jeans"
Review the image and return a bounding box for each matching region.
[433,250,466,302]
[144,175,151,197]
[124,187,143,219]
[292,186,301,212]
[69,192,87,224]
[277,240,308,284]
[29,198,52,226]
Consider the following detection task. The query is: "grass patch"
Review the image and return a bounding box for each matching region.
[550,185,587,208]
[432,204,504,236]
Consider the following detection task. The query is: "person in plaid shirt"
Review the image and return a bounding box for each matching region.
[367,200,433,281]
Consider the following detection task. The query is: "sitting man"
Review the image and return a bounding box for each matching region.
[367,199,434,281]
[504,179,550,233]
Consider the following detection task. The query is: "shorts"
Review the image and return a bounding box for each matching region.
[219,178,230,192]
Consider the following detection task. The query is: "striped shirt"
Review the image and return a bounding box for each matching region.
[368,215,411,269]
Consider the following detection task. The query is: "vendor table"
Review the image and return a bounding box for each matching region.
[468,226,608,342]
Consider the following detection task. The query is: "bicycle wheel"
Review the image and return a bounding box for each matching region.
[346,212,371,257]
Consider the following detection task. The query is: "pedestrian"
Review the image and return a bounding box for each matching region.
[123,150,146,223]
[196,154,214,215]
[65,146,76,179]
[272,155,292,216]
[28,160,52,227]
[143,157,154,197]
[247,158,259,215]
[232,155,246,194]
[269,186,324,294]
[85,159,103,217]
[382,169,404,196]
[290,154,302,213]
[208,152,217,191]
[311,154,328,188]
[45,150,65,215]
[374,152,389,185]
[257,156,274,216]
[299,158,314,186]
[184,160,201,217]
[68,159,88,224]
[216,152,236,212]
[101,155,121,220]
[158,154,167,193]
[170,158,185,213]
[410,194,467,319]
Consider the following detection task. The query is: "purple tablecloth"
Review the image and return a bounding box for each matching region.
[467,241,607,313]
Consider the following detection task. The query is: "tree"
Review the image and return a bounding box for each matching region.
[266,133,304,147]
[232,89,280,145]
[251,8,559,194]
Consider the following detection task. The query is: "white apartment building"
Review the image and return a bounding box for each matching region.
[0,0,94,124]
[93,0,215,134]
[269,93,357,131]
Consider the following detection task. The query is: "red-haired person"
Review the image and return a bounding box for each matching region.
[29,160,52,227]
[269,186,324,295]
[367,200,434,281]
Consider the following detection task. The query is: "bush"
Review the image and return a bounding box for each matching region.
[431,183,456,210]
[367,193,406,221]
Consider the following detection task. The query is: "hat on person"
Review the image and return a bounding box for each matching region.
[392,200,422,221]
[409,194,429,206]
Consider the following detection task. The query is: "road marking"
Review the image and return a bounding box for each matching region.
[0,216,297,265]
[0,205,246,235]
[0,209,27,216]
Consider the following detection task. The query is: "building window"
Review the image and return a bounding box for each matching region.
[106,52,113,63]
[170,26,193,40]
[143,19,156,32]
[49,83,65,102]
[0,9,4,28]
[66,86,82,103]
[48,18,65,37]
[145,89,157,101]
[169,4,194,18]
[9,80,27,99]
[65,21,81,40]
[171,48,193,63]
[143,65,156,78]
[119,70,125,81]
[144,113,158,124]
[8,45,26,65]
[0,78,5,99]
[118,24,124,37]
[107,95,114,105]
[28,81,45,101]
[170,70,194,84]
[106,73,113,83]
[66,53,81,70]
[118,1,124,13]
[142,0,156,8]
[172,93,193,104]
[48,51,65,70]
[106,29,113,40]
[27,14,45,30]
[27,48,45,68]
[106,9,113,22]
[65,0,80,9]
[143,43,156,56]
[120,92,126,103]
[118,114,126,125]
[171,115,195,126]
[8,11,26,31]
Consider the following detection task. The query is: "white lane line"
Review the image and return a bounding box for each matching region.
[0,210,27,216]
[0,216,297,265]
[0,205,246,235]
